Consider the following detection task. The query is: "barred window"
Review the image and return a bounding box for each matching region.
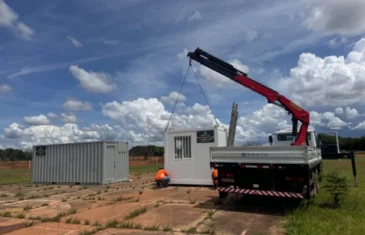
[174,136,191,159]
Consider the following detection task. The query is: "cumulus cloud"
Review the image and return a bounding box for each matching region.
[62,99,93,111]
[1,96,353,149]
[199,59,249,87]
[274,38,365,107]
[160,91,186,105]
[67,36,83,47]
[0,84,11,93]
[310,111,348,130]
[0,0,34,40]
[353,121,365,130]
[335,107,344,115]
[4,123,23,139]
[328,37,347,48]
[23,115,50,126]
[47,113,58,119]
[101,98,220,144]
[304,0,365,36]
[61,113,77,123]
[69,65,117,93]
[345,107,359,119]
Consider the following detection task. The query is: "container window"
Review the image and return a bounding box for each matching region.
[174,136,191,159]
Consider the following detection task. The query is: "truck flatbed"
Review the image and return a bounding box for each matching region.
[210,145,322,168]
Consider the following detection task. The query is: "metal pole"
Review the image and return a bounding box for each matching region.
[350,151,357,187]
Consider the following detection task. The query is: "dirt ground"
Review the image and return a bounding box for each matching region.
[0,172,291,235]
[0,158,291,235]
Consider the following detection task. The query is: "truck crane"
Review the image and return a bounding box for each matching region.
[188,48,309,146]
[187,48,322,199]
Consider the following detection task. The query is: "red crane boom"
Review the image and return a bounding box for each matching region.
[187,48,309,146]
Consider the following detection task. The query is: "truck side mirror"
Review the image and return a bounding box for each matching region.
[269,136,273,145]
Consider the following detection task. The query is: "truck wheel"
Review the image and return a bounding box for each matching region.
[219,191,228,199]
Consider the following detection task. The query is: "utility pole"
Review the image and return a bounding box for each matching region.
[227,103,238,147]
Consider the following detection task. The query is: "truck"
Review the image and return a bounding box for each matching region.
[187,48,323,199]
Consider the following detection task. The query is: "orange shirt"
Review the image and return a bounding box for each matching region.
[155,169,169,180]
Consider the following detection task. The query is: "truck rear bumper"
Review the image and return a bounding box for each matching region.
[217,186,304,199]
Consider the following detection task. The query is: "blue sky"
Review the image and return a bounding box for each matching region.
[1,0,365,149]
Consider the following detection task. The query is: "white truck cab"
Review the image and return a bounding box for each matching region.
[270,127,318,147]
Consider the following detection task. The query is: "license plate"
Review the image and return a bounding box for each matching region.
[221,178,234,183]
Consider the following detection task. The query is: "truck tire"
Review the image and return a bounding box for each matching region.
[219,191,228,199]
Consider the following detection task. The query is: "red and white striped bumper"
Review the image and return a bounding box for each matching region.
[217,187,304,199]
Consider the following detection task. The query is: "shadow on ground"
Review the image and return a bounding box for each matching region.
[193,190,303,217]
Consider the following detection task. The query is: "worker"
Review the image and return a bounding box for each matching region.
[212,168,218,189]
[155,168,170,188]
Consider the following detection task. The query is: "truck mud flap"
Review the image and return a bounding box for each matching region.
[217,187,304,199]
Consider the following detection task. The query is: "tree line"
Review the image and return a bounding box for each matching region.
[0,145,164,161]
[0,148,33,161]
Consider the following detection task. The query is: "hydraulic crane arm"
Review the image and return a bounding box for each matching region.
[187,47,309,146]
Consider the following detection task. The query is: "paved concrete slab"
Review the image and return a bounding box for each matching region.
[61,201,142,225]
[95,228,174,235]
[129,204,207,231]
[102,189,138,201]
[67,199,107,212]
[3,222,93,235]
[0,217,33,235]
[0,198,58,211]
[137,188,186,204]
[211,209,284,235]
[25,201,71,218]
[165,188,217,204]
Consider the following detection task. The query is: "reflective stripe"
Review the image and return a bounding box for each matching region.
[216,187,303,199]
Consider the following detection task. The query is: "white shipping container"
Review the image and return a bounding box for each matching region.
[164,126,227,186]
[32,141,129,185]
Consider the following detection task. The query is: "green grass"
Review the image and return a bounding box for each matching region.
[129,163,163,173]
[285,157,365,235]
[0,169,31,185]
[0,163,162,185]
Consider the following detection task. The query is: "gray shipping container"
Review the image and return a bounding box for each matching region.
[32,141,129,185]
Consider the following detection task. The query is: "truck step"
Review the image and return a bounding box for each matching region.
[217,187,304,199]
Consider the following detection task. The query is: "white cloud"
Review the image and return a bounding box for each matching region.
[101,98,219,143]
[61,113,77,123]
[23,115,50,126]
[103,39,119,45]
[0,84,11,92]
[62,99,93,111]
[345,107,359,119]
[4,123,23,139]
[328,37,347,48]
[0,0,34,40]
[177,48,188,59]
[199,59,249,87]
[304,0,365,36]
[310,111,347,130]
[67,36,83,47]
[160,91,186,106]
[1,95,353,149]
[353,121,365,129]
[335,107,344,115]
[69,65,117,93]
[47,113,58,119]
[274,38,365,107]
[188,11,202,22]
